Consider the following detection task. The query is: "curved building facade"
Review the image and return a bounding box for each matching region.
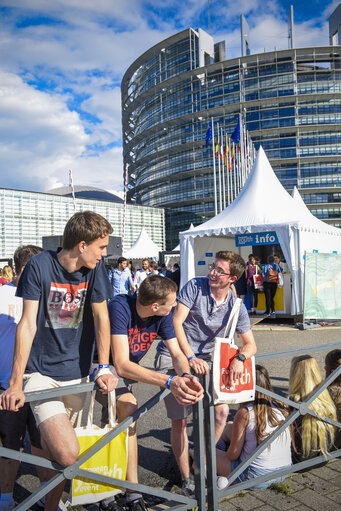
[121,28,341,249]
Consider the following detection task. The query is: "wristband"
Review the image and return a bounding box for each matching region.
[188,355,195,362]
[166,375,174,389]
[94,368,112,381]
[90,364,110,381]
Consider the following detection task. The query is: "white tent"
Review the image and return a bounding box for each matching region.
[180,147,341,315]
[123,228,161,260]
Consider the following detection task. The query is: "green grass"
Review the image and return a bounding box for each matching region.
[269,478,292,496]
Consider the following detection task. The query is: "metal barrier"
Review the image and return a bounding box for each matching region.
[1,340,341,511]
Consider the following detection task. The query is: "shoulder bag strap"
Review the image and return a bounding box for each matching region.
[223,297,242,340]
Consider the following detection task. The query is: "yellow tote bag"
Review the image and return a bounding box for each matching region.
[69,390,128,505]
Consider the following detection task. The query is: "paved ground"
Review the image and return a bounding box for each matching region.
[13,320,341,510]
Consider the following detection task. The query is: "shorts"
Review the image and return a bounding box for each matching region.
[231,459,291,489]
[0,387,41,449]
[23,372,88,427]
[154,353,213,421]
[91,364,131,424]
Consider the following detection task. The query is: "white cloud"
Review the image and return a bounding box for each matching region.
[0,72,124,193]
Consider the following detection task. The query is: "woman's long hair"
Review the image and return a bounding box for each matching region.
[2,265,13,282]
[254,364,290,446]
[289,355,336,457]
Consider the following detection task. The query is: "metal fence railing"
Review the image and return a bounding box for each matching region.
[1,340,341,511]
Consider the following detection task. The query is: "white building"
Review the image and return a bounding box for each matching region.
[0,187,165,259]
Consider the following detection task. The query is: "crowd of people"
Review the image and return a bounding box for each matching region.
[0,211,339,511]
[233,253,284,316]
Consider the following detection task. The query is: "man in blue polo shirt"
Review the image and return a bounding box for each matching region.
[112,256,135,296]
[103,275,203,511]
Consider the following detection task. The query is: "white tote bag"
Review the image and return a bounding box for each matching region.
[212,298,255,405]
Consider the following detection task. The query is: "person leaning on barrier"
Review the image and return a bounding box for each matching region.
[325,349,341,448]
[289,355,336,465]
[0,211,118,511]
[215,365,292,490]
[155,250,257,498]
[101,275,204,511]
[0,245,45,511]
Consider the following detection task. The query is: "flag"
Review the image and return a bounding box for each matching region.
[215,141,219,159]
[205,125,212,146]
[220,140,223,161]
[224,143,228,165]
[231,117,240,144]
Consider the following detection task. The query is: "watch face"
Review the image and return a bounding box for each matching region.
[237,353,246,362]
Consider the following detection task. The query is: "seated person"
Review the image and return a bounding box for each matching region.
[289,355,336,464]
[98,275,203,511]
[325,350,341,449]
[216,365,292,490]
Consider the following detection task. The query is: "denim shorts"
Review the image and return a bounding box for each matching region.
[231,459,290,490]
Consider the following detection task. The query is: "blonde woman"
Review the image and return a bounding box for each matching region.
[325,350,341,448]
[289,355,336,463]
[0,265,13,285]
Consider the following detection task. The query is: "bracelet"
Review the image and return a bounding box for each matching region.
[90,364,110,380]
[94,368,112,381]
[166,375,174,389]
[188,355,195,362]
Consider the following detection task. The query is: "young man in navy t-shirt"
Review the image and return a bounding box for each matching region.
[0,211,117,511]
[105,275,203,511]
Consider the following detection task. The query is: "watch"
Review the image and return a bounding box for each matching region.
[234,353,246,363]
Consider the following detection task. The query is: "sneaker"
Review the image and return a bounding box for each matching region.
[125,497,147,511]
[180,477,195,499]
[217,476,229,490]
[99,497,125,511]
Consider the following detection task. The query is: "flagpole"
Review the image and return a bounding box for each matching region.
[221,128,226,209]
[211,118,217,215]
[121,163,129,256]
[68,169,76,212]
[225,134,229,206]
[217,123,222,212]
[233,142,237,201]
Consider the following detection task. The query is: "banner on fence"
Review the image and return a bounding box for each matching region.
[304,252,341,320]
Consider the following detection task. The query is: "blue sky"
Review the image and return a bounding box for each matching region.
[0,0,337,196]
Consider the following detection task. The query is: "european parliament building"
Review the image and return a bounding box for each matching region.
[0,187,165,259]
[121,6,341,249]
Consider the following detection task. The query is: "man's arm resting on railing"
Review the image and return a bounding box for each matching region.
[0,299,38,411]
[111,333,202,405]
[92,300,118,394]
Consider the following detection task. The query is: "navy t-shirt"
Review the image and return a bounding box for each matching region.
[17,250,113,381]
[108,294,175,364]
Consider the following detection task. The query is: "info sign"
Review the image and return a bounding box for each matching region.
[235,231,279,247]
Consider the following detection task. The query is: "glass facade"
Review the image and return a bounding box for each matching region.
[0,188,165,259]
[122,28,341,249]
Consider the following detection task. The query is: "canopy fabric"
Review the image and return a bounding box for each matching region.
[123,228,161,259]
[180,147,341,314]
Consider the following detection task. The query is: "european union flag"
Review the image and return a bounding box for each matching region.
[205,124,212,146]
[231,117,240,144]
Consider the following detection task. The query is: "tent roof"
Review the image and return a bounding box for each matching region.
[123,228,161,259]
[180,147,341,238]
[291,187,341,235]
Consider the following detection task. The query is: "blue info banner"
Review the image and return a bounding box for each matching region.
[235,231,279,247]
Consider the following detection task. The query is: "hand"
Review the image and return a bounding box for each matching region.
[170,375,204,405]
[189,357,209,375]
[228,358,244,384]
[96,373,118,394]
[0,387,25,411]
